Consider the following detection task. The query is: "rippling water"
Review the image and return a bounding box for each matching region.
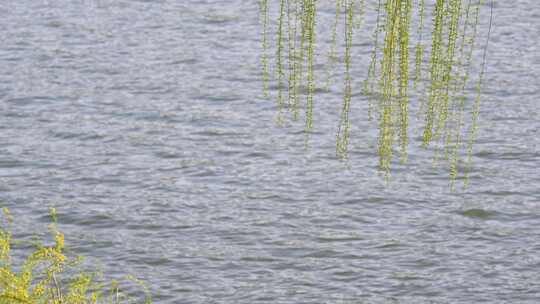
[1,1,540,303]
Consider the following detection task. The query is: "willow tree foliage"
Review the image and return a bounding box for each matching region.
[260,0,493,186]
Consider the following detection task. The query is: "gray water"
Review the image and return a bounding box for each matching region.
[1,1,540,303]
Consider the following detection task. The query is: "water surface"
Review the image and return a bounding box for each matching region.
[1,1,539,303]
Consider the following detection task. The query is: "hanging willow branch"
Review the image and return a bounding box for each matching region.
[259,0,493,185]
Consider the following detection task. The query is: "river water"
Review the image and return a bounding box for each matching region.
[1,1,539,303]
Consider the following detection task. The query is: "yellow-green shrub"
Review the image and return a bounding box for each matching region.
[0,208,151,304]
